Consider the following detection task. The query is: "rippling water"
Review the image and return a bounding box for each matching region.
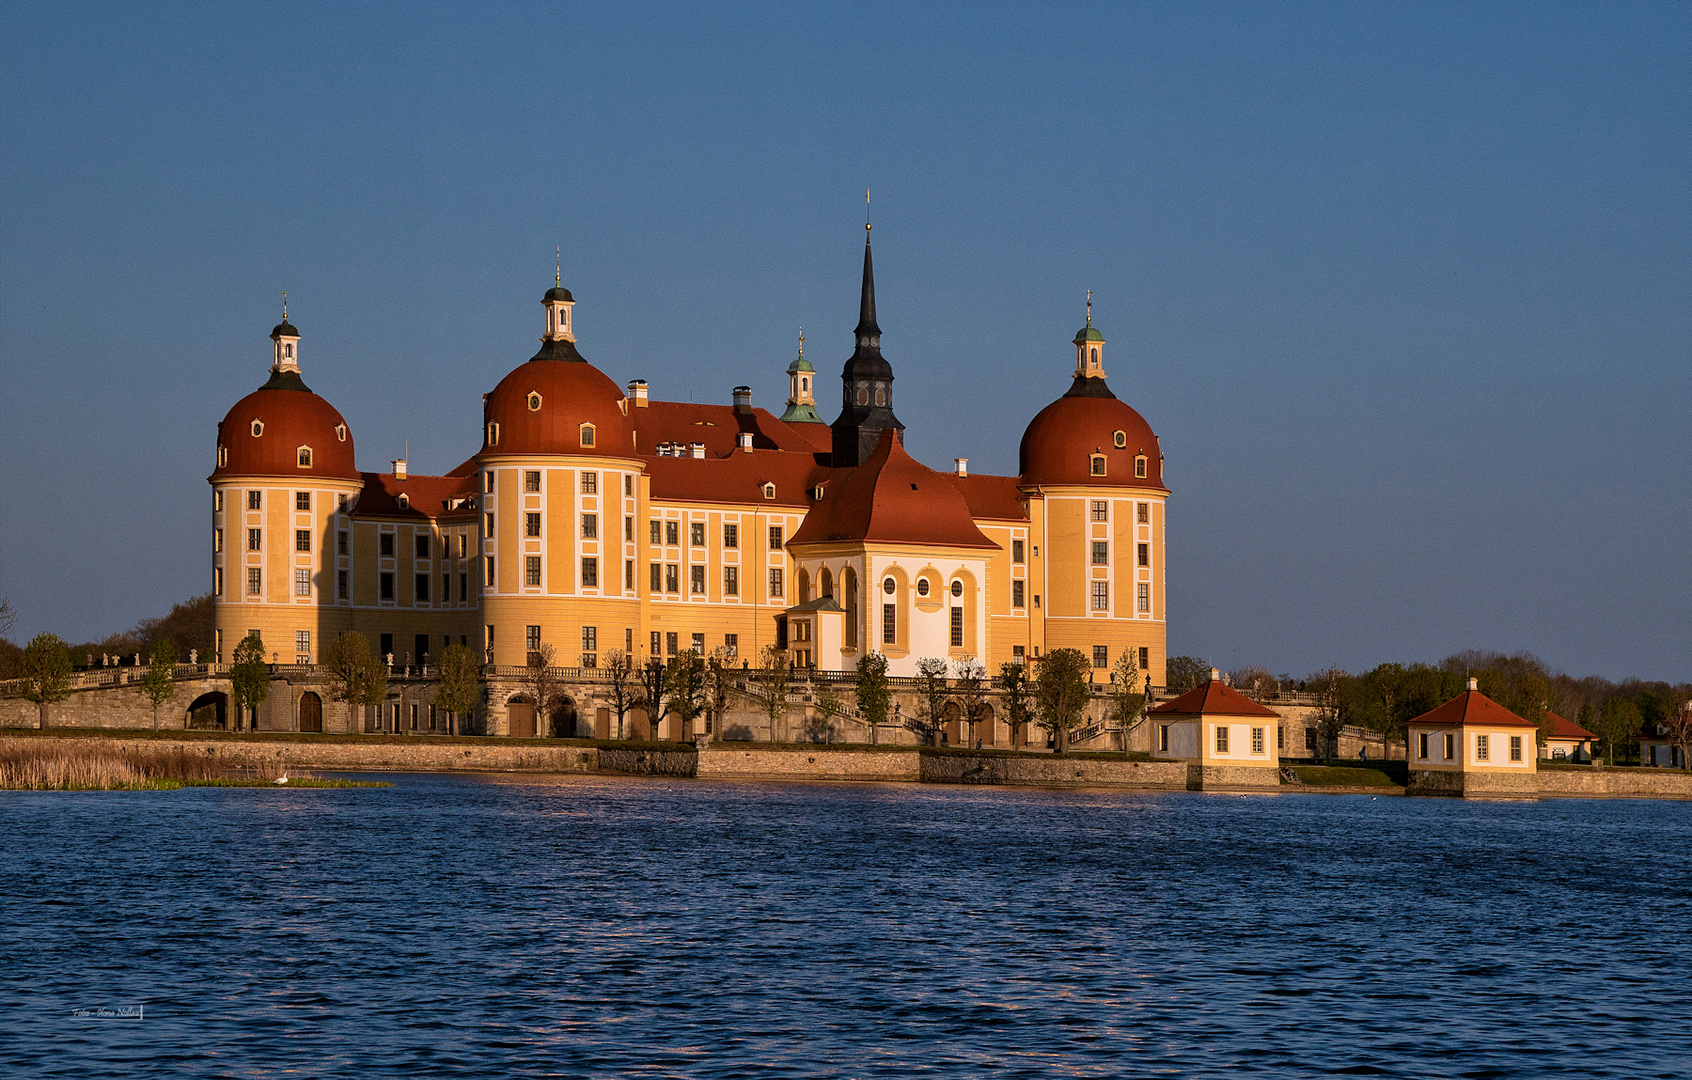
[4,775,1690,1078]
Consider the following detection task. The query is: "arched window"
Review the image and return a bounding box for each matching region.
[819,567,833,598]
[856,383,868,406]
[874,385,886,407]
[297,446,313,468]
[579,424,595,448]
[486,422,500,446]
[284,343,293,359]
[1090,455,1106,476]
[1134,455,1147,479]
[797,569,811,604]
[801,377,809,393]
[217,446,227,467]
[843,567,859,648]
[1089,346,1098,366]
[335,424,347,442]
[762,482,776,499]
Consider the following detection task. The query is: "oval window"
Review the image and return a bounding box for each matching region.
[528,392,542,411]
[883,577,896,595]
[950,580,963,598]
[250,420,264,437]
[1113,430,1127,449]
[916,579,930,597]
[335,424,347,442]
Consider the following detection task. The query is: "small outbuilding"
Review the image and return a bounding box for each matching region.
[1149,669,1282,789]
[1407,678,1538,797]
[1542,711,1597,763]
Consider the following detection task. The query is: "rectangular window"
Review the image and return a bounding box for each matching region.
[525,556,542,587]
[582,557,598,588]
[295,491,310,511]
[691,633,705,653]
[582,514,597,539]
[723,523,738,549]
[215,491,224,512]
[337,570,348,599]
[379,572,395,600]
[526,625,541,650]
[415,573,430,601]
[724,566,739,595]
[949,607,964,648]
[690,522,705,546]
[665,564,680,593]
[459,572,467,600]
[1136,583,1150,613]
[247,528,262,551]
[443,572,450,602]
[524,470,541,493]
[1137,502,1149,524]
[1277,726,1284,750]
[380,533,396,558]
[625,474,633,496]
[1091,500,1107,522]
[1251,727,1265,755]
[1139,647,1149,671]
[666,632,678,656]
[1012,580,1025,608]
[650,520,662,544]
[338,531,349,555]
[1476,734,1490,761]
[1012,539,1024,563]
[769,525,783,549]
[1012,645,1026,664]
[581,472,597,494]
[295,630,311,661]
[483,472,495,496]
[724,633,738,657]
[1306,728,1317,751]
[1137,543,1149,567]
[415,535,430,558]
[295,568,311,596]
[484,513,495,538]
[769,568,783,598]
[1216,726,1229,753]
[665,521,680,546]
[1091,582,1109,611]
[215,528,224,554]
[295,529,313,552]
[690,565,705,594]
[651,631,661,656]
[625,560,634,589]
[582,626,597,653]
[625,516,634,542]
[485,555,495,589]
[248,490,262,510]
[1418,733,1430,760]
[883,603,896,645]
[1092,541,1108,565]
[1510,735,1523,762]
[1158,724,1170,752]
[650,563,662,592]
[1444,733,1456,760]
[1093,645,1108,668]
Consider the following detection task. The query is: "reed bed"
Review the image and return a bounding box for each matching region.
[0,740,379,790]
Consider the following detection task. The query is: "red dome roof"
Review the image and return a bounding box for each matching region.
[1019,380,1164,489]
[792,429,995,549]
[213,378,358,482]
[483,359,635,457]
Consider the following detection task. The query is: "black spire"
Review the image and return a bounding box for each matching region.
[831,224,903,467]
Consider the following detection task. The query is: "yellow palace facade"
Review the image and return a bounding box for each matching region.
[209,231,1171,703]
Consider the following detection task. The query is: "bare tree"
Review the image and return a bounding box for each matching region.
[0,596,16,636]
[1108,649,1147,754]
[602,649,640,740]
[664,650,706,739]
[750,645,792,742]
[522,643,563,737]
[952,655,988,748]
[1663,699,1692,771]
[322,631,390,731]
[1310,667,1347,759]
[638,657,670,740]
[703,648,733,738]
[140,641,178,731]
[998,660,1034,749]
[914,657,951,746]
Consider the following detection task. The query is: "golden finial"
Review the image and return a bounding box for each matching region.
[282,290,288,320]
[797,328,805,359]
[1085,289,1092,327]
[556,246,561,287]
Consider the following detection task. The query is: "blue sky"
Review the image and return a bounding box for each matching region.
[2,2,1687,680]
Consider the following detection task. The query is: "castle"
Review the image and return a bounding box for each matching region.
[208,228,1169,738]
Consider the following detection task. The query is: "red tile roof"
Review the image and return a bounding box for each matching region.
[354,472,478,521]
[643,451,835,509]
[1406,689,1539,728]
[953,473,1029,522]
[634,401,832,457]
[1544,712,1597,741]
[790,429,997,550]
[1149,679,1281,718]
[214,385,359,482]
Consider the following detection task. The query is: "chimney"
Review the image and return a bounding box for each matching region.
[689,442,706,459]
[732,385,752,414]
[1467,677,1478,691]
[628,379,649,407]
[954,458,968,477]
[392,459,407,480]
[1209,667,1220,682]
[737,432,754,453]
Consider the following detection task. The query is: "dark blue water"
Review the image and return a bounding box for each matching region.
[3,776,1690,1078]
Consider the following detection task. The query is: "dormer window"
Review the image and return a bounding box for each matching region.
[297,446,313,468]
[579,423,595,448]
[250,420,264,437]
[217,446,228,467]
[1113,430,1127,449]
[1090,455,1107,477]
[1134,455,1148,479]
[397,493,409,509]
[528,392,542,411]
[486,422,500,446]
[335,424,347,442]
[812,485,824,501]
[761,482,776,500]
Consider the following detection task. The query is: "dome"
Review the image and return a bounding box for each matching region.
[1019,380,1164,489]
[270,320,300,338]
[543,286,574,303]
[787,354,815,374]
[1073,325,1104,344]
[483,358,636,457]
[213,376,358,482]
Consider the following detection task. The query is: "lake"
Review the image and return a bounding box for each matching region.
[3,775,1689,1078]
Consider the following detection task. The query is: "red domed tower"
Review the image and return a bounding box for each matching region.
[1017,297,1169,688]
[209,307,362,667]
[474,277,644,674]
